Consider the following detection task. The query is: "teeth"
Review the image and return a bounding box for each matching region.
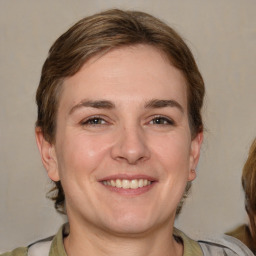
[130,179,138,189]
[138,179,144,188]
[116,179,122,188]
[102,179,152,189]
[122,179,130,189]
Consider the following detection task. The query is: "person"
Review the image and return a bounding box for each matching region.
[1,9,253,256]
[226,138,256,254]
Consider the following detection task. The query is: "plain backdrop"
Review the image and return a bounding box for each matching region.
[0,0,256,252]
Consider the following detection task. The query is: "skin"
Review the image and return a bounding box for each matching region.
[36,44,203,256]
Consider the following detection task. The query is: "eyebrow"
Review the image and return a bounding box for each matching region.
[144,99,184,113]
[69,100,115,115]
[69,98,184,115]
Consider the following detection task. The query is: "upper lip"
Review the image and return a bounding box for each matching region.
[98,174,157,182]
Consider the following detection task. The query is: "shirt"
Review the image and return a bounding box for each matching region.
[0,224,203,256]
[226,224,256,254]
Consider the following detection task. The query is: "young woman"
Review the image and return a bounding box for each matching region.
[2,9,253,256]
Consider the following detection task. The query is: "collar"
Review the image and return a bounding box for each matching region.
[49,224,203,256]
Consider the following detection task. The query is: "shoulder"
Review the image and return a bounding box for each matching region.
[198,234,254,256]
[226,224,248,238]
[226,224,255,252]
[1,236,54,256]
[0,247,28,256]
[0,224,68,256]
[173,228,204,256]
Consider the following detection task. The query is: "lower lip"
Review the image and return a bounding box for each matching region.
[101,182,156,196]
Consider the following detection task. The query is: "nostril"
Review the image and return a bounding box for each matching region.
[110,131,150,164]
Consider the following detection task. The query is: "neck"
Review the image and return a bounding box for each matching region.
[64,219,183,256]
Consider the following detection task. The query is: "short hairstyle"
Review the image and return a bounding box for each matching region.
[242,138,256,242]
[36,9,205,214]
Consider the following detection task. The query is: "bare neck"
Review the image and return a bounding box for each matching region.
[64,220,183,256]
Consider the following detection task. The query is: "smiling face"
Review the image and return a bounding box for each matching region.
[36,44,202,236]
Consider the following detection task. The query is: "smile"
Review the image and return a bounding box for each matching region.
[102,179,152,189]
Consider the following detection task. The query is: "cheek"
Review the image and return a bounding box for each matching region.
[149,132,192,191]
[151,132,191,168]
[56,132,112,179]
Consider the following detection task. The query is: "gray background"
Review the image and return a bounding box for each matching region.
[0,0,256,252]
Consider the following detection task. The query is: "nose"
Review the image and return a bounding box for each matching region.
[110,125,150,165]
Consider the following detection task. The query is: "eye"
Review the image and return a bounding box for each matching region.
[149,116,175,125]
[81,116,107,126]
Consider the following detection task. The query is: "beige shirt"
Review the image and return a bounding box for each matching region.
[0,224,203,256]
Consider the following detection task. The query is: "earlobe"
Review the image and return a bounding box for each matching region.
[188,132,203,181]
[35,127,60,181]
[188,169,196,181]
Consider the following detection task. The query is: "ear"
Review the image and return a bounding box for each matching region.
[188,132,203,181]
[35,127,60,181]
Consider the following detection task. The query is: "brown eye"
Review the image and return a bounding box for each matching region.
[150,116,174,125]
[82,117,107,125]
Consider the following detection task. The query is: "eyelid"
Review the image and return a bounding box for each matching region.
[80,115,109,125]
[148,115,175,125]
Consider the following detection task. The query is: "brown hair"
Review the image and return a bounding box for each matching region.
[242,138,256,242]
[36,9,205,214]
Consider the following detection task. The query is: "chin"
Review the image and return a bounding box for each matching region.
[101,211,165,236]
[106,221,153,236]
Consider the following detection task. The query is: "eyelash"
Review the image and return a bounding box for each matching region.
[80,115,175,127]
[149,115,175,126]
[81,116,107,126]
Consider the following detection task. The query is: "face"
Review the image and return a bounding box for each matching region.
[37,44,202,236]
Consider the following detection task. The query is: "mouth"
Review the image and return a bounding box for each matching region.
[102,179,152,189]
[98,175,157,195]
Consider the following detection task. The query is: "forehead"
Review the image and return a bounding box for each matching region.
[59,44,188,110]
